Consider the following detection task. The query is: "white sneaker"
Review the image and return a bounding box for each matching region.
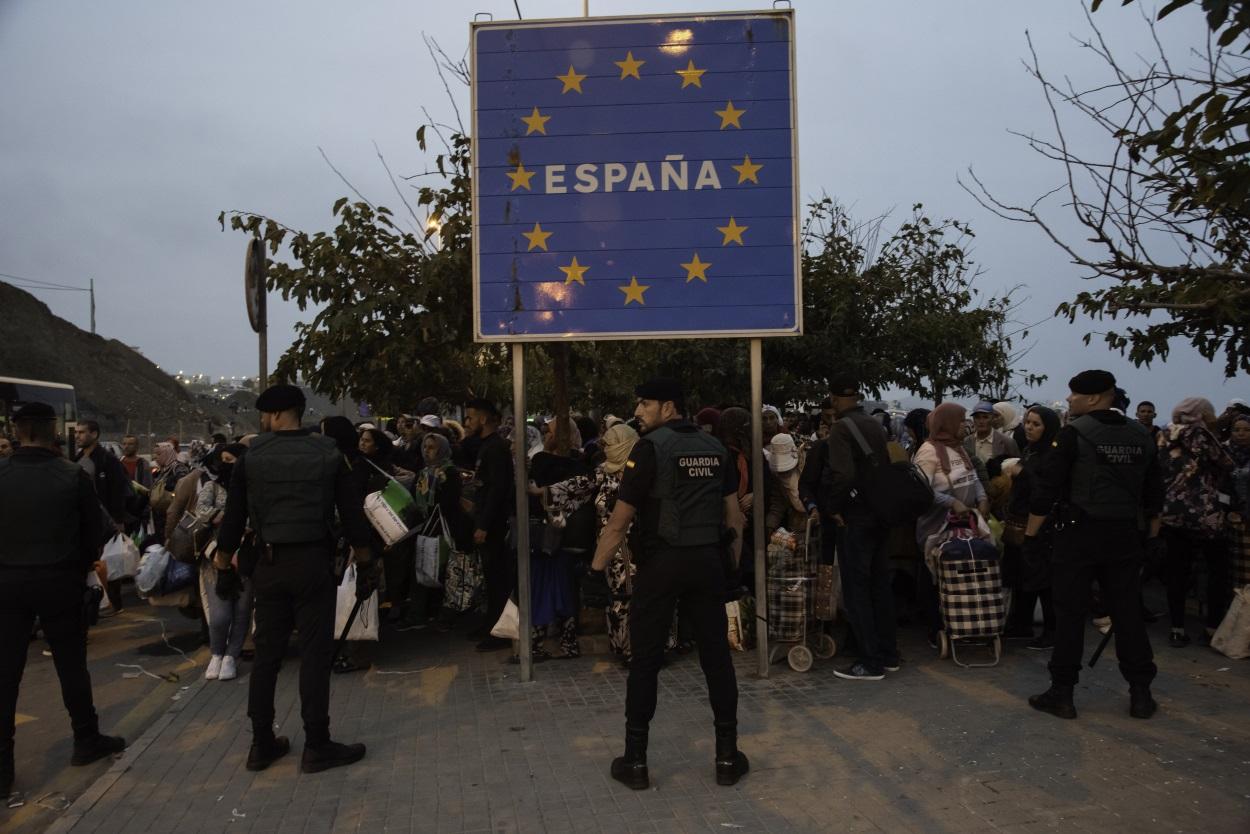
[219,655,237,681]
[205,655,223,680]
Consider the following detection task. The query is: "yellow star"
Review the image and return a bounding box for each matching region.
[717,217,748,246]
[520,106,550,136]
[556,65,586,94]
[675,59,706,89]
[522,222,552,252]
[715,100,745,129]
[614,51,645,80]
[731,155,763,184]
[680,252,712,283]
[559,256,589,285]
[619,276,650,305]
[506,163,535,191]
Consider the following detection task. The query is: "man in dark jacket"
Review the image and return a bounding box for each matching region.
[464,398,514,652]
[74,420,130,612]
[799,397,835,566]
[0,403,125,797]
[820,376,898,681]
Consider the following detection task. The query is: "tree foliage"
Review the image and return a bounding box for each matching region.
[965,0,1250,377]
[223,133,1033,415]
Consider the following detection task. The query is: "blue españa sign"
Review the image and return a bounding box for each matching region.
[470,10,800,342]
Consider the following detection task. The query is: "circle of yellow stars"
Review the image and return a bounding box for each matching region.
[505,48,764,307]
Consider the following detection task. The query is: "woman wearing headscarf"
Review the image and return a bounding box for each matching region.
[1159,397,1237,646]
[198,444,251,682]
[1225,414,1250,589]
[1002,406,1061,649]
[150,440,191,543]
[524,416,595,661]
[358,427,418,637]
[594,422,642,663]
[409,432,471,628]
[912,403,990,644]
[716,407,754,597]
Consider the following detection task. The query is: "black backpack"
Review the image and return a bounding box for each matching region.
[841,418,935,526]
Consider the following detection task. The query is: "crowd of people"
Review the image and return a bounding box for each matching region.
[3,386,1248,679]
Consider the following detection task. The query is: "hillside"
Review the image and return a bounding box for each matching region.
[0,281,249,440]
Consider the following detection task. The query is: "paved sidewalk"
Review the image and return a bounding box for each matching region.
[37,619,1250,834]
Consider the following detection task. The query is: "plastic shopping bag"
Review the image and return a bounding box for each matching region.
[490,598,520,641]
[135,544,172,597]
[100,534,140,580]
[1212,587,1250,660]
[335,564,379,642]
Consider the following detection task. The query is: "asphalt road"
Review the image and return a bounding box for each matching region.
[2,583,209,834]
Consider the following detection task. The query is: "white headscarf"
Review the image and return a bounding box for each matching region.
[993,402,1020,431]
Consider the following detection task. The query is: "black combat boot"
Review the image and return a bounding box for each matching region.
[246,735,291,772]
[714,721,750,786]
[1028,683,1077,720]
[610,725,649,790]
[70,733,126,766]
[1129,685,1158,719]
[1,740,14,797]
[301,740,366,774]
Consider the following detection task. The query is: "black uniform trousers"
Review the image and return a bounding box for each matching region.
[248,542,335,746]
[1049,520,1156,687]
[626,545,738,729]
[0,568,98,750]
[480,527,514,631]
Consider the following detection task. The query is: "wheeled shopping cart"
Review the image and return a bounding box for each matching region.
[766,518,837,672]
[933,528,1005,668]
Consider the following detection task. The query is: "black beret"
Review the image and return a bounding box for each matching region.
[635,377,683,404]
[1068,369,1116,396]
[255,384,305,413]
[13,401,56,421]
[828,374,860,397]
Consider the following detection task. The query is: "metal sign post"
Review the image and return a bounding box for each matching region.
[750,339,769,678]
[512,344,533,682]
[471,9,800,679]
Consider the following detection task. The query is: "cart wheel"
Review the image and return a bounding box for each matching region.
[938,631,950,660]
[993,635,1002,662]
[815,633,837,659]
[768,644,786,665]
[788,644,814,672]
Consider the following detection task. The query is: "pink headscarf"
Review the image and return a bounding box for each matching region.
[926,403,973,474]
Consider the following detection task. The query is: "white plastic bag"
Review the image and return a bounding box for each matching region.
[135,545,171,596]
[335,564,379,642]
[101,534,140,580]
[490,598,520,641]
[1212,587,1250,660]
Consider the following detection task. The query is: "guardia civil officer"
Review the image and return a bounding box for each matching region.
[215,384,375,773]
[0,403,125,798]
[589,378,747,790]
[1024,370,1164,720]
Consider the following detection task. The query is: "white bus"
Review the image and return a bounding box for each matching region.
[0,376,79,451]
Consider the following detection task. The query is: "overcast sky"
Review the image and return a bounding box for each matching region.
[0,1,1240,412]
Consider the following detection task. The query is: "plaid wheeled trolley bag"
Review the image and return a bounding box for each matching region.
[935,535,1005,668]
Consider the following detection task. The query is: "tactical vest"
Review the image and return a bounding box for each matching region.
[245,432,340,544]
[647,425,728,548]
[1067,415,1153,522]
[0,454,83,567]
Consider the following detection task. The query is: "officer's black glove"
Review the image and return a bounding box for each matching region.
[214,565,242,601]
[1020,535,1052,593]
[1144,536,1168,574]
[580,568,610,609]
[355,560,380,601]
